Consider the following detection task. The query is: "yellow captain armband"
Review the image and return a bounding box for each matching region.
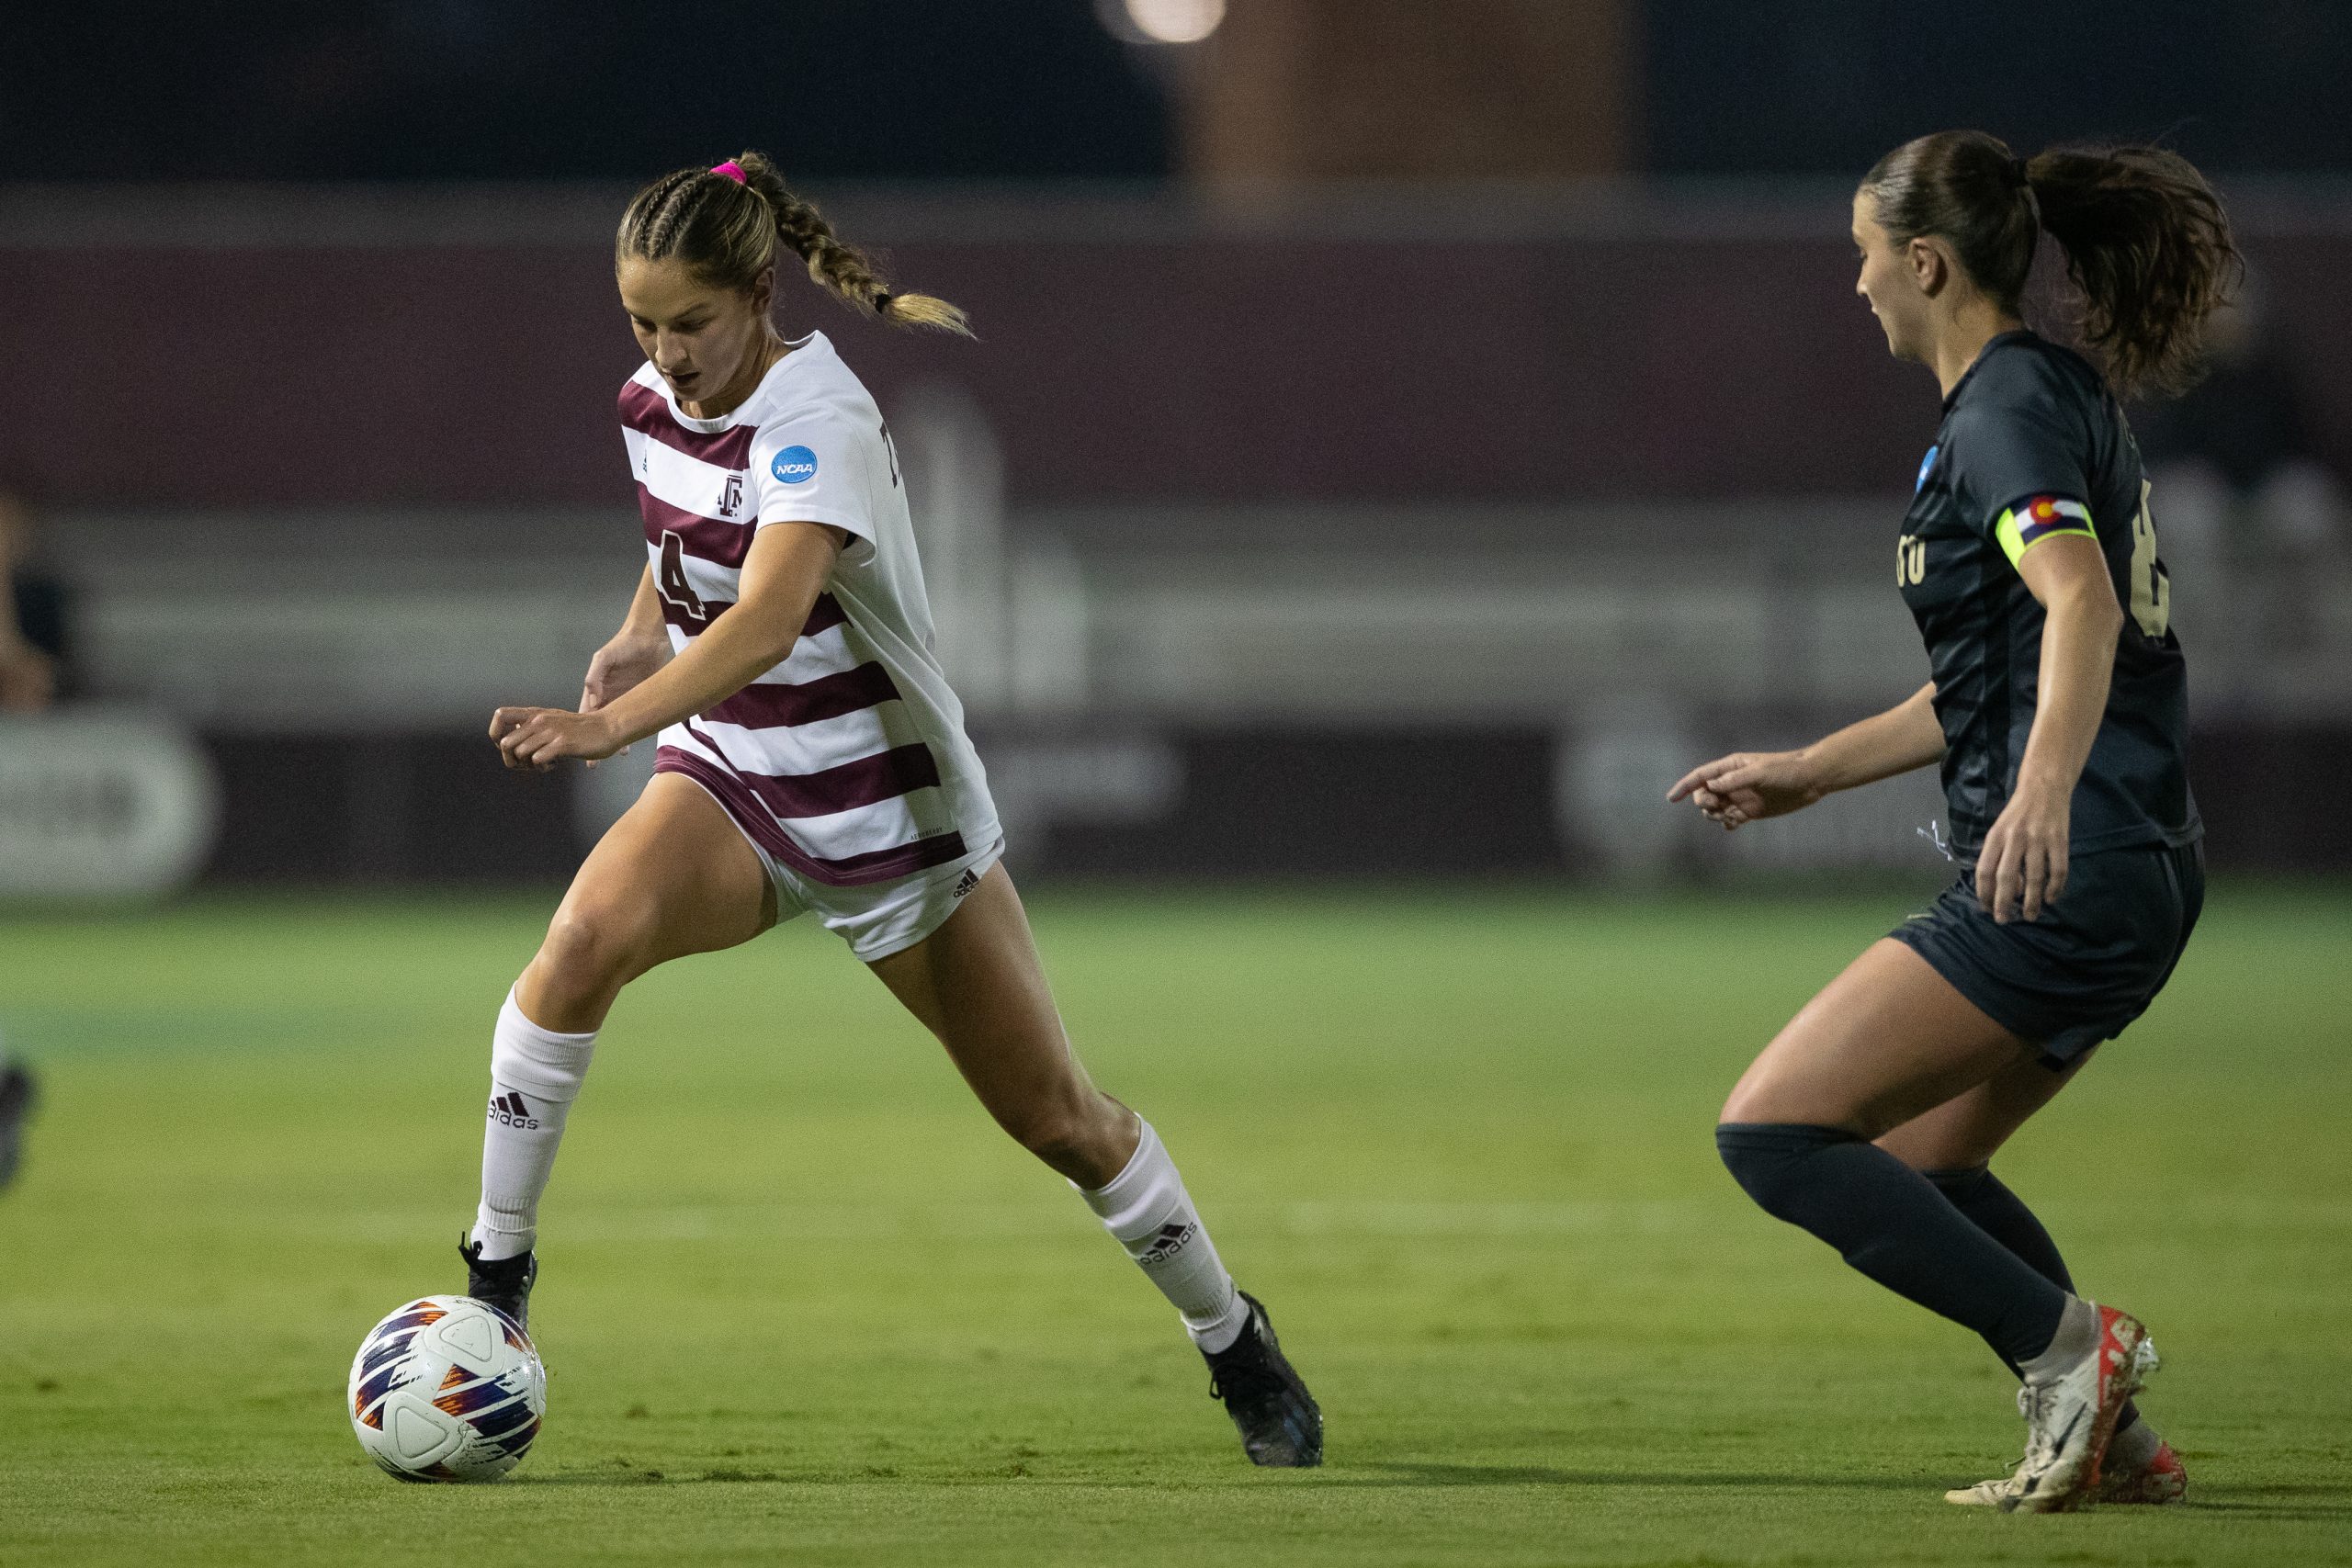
[1993,495,2097,570]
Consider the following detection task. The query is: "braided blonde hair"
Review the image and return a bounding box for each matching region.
[616,150,972,337]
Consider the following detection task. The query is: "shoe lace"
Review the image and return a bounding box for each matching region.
[2017,1382,2061,1469]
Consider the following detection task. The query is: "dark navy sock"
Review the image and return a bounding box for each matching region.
[1716,1122,2068,1368]
[1926,1164,2139,1435]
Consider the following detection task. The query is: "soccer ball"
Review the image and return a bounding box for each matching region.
[347,1295,546,1482]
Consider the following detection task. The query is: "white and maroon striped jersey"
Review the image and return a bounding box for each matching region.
[619,332,998,886]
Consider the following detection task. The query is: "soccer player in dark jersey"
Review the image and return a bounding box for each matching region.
[1669,131,2236,1512]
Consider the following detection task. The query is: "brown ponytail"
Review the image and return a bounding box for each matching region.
[2023,146,2237,397]
[1860,130,2239,397]
[616,150,972,337]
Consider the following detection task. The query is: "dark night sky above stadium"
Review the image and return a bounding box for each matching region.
[4,1,2349,181]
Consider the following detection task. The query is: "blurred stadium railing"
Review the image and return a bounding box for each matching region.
[4,183,2346,887]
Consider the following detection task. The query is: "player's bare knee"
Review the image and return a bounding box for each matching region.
[536,902,652,998]
[1718,1077,1790,1128]
[1720,1060,1874,1134]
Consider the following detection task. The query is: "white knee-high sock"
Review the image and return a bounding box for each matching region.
[1077,1121,1250,1354]
[470,990,597,1262]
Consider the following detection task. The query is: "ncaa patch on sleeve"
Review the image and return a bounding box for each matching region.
[771,446,818,484]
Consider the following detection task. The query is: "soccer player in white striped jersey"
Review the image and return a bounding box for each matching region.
[467,152,1319,1467]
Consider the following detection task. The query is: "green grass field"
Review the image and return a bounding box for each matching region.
[1,883,2347,1567]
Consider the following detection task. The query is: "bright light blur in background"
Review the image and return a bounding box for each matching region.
[1102,0,1227,46]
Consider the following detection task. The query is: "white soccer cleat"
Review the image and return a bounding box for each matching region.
[1944,1392,2037,1510]
[1944,1474,2018,1506]
[1947,1419,2183,1508]
[1951,1304,2156,1513]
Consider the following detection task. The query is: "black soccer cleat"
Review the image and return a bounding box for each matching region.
[0,1059,37,1193]
[1203,1289,1323,1467]
[458,1235,537,1334]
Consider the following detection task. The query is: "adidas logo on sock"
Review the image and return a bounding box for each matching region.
[1140,1221,1195,1264]
[487,1090,540,1130]
[952,868,981,899]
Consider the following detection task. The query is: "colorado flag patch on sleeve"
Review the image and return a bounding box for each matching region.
[1995,495,2095,567]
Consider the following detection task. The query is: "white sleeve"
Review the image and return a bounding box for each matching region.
[750,414,876,561]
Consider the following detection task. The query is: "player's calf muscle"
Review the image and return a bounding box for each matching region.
[940,1015,1135,1182]
[999,1084,1134,1185]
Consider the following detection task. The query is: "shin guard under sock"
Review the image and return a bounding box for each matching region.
[1716,1122,2068,1368]
[1077,1122,1250,1353]
[471,990,597,1262]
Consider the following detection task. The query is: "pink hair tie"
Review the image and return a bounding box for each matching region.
[709,160,747,185]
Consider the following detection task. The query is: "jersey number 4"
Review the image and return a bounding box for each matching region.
[656,530,709,623]
[2128,479,2171,640]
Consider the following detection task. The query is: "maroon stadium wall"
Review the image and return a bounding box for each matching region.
[5,206,2350,508]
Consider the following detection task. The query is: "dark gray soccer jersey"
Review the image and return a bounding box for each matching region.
[1897,331,2199,863]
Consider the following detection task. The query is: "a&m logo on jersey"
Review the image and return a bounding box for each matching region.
[2013,495,2093,549]
[772,446,818,485]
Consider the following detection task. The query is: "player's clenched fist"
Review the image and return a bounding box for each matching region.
[490,705,625,771]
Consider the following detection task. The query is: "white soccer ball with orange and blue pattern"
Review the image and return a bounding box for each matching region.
[347,1295,546,1481]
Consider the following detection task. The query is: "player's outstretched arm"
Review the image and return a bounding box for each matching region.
[1668,682,1945,829]
[491,521,846,771]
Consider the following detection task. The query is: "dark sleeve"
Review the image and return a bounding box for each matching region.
[1944,357,2095,543]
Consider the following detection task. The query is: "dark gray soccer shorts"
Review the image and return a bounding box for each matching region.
[1890,839,2205,1066]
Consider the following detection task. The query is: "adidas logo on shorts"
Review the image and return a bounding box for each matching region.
[487,1090,539,1130]
[952,868,981,899]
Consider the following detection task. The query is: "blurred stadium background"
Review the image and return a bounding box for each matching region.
[5,9,2352,1564]
[4,0,2349,897]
